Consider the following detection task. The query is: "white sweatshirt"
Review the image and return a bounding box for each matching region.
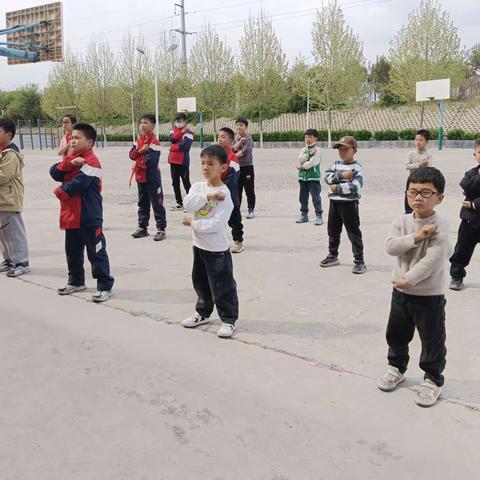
[385,212,451,296]
[183,182,233,252]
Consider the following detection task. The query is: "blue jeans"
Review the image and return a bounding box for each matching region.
[299,181,323,216]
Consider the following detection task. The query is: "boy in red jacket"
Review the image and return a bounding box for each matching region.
[129,114,166,241]
[168,113,194,211]
[50,123,114,303]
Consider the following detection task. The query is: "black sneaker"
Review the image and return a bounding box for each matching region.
[153,230,166,241]
[449,277,463,291]
[320,256,339,267]
[131,228,149,238]
[352,263,367,274]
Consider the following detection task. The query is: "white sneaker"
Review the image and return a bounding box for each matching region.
[58,284,87,296]
[377,365,405,392]
[415,378,441,407]
[0,260,13,273]
[217,323,235,338]
[230,240,244,253]
[92,291,111,303]
[246,210,255,219]
[6,264,31,277]
[181,312,210,328]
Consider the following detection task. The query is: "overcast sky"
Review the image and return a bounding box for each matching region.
[0,0,479,90]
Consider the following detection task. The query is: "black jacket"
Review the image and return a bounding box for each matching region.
[459,166,480,227]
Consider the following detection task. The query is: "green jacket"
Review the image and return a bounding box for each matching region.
[0,144,25,212]
[298,145,321,182]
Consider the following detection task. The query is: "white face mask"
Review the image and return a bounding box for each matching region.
[175,122,185,129]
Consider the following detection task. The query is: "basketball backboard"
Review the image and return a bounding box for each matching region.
[5,2,63,65]
[177,97,197,113]
[416,79,450,102]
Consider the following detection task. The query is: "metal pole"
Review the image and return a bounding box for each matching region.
[199,111,204,148]
[154,73,159,138]
[306,79,310,130]
[180,0,187,67]
[438,101,445,151]
[28,120,33,149]
[37,118,43,150]
[130,92,136,144]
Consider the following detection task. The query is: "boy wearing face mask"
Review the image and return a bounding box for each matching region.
[168,113,194,211]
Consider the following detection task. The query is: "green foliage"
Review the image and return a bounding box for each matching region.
[398,128,417,140]
[373,130,399,141]
[389,0,467,102]
[2,84,43,121]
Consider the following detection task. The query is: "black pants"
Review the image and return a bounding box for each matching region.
[192,246,238,325]
[237,165,256,212]
[228,206,244,242]
[327,200,364,263]
[138,182,166,230]
[299,180,323,216]
[450,220,480,279]
[386,289,446,386]
[170,164,191,206]
[65,227,115,291]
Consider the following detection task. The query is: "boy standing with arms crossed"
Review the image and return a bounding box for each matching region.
[129,114,166,241]
[181,144,239,338]
[217,127,244,254]
[0,118,30,277]
[404,129,433,213]
[50,123,114,303]
[233,117,256,219]
[449,139,480,290]
[321,136,366,274]
[296,128,323,225]
[379,167,450,407]
[168,113,193,211]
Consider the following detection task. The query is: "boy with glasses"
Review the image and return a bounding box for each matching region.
[379,167,450,407]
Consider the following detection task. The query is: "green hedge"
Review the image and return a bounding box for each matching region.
[101,129,480,143]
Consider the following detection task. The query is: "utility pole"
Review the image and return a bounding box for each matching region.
[174,0,191,68]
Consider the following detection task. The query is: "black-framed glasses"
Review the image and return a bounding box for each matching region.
[405,189,439,199]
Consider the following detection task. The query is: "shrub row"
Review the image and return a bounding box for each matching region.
[100,129,480,143]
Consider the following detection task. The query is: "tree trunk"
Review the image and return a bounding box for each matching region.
[213,113,217,136]
[259,110,264,148]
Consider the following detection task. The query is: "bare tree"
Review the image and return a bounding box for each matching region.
[311,0,366,145]
[83,38,117,143]
[239,11,288,147]
[389,0,466,102]
[190,24,234,132]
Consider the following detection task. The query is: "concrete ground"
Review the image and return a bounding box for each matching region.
[1,146,479,479]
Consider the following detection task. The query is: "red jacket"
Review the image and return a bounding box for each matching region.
[129,134,161,184]
[168,127,194,166]
[50,149,104,230]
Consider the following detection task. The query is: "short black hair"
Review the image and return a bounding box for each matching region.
[416,129,431,141]
[219,127,235,140]
[73,123,97,143]
[0,117,16,139]
[63,114,77,124]
[406,166,445,194]
[140,113,156,124]
[175,112,187,122]
[200,144,227,165]
[235,117,248,127]
[474,138,480,149]
[305,128,319,139]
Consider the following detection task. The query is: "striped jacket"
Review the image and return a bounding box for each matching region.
[324,160,363,201]
[50,149,104,230]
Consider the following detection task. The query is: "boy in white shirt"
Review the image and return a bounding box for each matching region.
[181,144,239,338]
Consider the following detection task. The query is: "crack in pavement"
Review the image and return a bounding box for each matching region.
[16,276,480,413]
